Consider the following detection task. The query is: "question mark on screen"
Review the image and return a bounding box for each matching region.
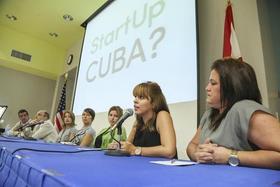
[150,27,165,58]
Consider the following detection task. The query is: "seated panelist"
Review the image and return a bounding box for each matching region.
[24,110,58,143]
[9,109,32,136]
[119,81,177,158]
[70,108,96,147]
[57,110,77,143]
[186,58,280,169]
[94,106,127,149]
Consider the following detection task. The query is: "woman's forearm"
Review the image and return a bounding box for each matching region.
[238,150,280,169]
[186,142,198,161]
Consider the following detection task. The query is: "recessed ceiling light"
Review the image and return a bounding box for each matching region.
[63,14,74,21]
[49,32,58,37]
[6,14,17,21]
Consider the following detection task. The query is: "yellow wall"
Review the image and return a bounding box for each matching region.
[0,25,66,79]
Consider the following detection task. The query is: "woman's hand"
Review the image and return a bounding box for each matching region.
[107,141,120,149]
[194,138,231,164]
[211,146,231,164]
[120,141,136,155]
[194,138,217,163]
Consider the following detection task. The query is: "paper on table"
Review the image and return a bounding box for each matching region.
[77,147,102,151]
[60,142,76,145]
[150,160,198,166]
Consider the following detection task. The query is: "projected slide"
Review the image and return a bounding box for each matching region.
[73,0,197,114]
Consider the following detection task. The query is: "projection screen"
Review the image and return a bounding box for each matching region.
[73,0,197,114]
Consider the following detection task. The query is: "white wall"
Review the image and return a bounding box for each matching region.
[64,39,83,73]
[0,65,55,128]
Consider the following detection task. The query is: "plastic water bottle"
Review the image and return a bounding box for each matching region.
[0,119,5,134]
[4,124,11,136]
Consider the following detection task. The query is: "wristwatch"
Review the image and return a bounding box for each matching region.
[228,149,240,166]
[134,147,142,156]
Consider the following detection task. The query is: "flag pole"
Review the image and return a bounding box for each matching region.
[64,72,68,82]
[227,0,231,6]
[55,73,68,132]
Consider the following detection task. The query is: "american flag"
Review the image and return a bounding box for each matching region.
[55,81,67,132]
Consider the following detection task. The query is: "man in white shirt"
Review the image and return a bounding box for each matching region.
[26,110,58,143]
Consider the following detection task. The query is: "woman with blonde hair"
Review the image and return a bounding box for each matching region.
[57,110,77,143]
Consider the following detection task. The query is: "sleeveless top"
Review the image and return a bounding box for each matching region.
[56,126,78,143]
[199,100,272,151]
[133,118,177,158]
[133,124,161,147]
[70,126,96,146]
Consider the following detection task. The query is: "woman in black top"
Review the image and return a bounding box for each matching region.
[121,81,176,158]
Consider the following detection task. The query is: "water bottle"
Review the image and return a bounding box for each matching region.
[4,124,11,136]
[0,119,5,134]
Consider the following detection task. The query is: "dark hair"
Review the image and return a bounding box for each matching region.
[209,58,262,131]
[83,108,95,119]
[133,81,169,131]
[18,109,29,116]
[108,106,123,118]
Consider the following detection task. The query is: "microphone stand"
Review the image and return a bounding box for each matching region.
[104,126,130,156]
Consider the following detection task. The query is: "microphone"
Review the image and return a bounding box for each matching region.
[110,108,134,131]
[20,120,44,130]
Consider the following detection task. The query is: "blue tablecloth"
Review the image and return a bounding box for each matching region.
[0,135,279,187]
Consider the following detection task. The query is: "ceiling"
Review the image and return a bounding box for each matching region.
[0,0,107,50]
